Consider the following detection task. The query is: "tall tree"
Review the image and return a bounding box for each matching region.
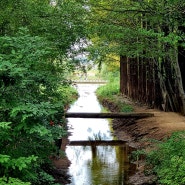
[86,0,185,114]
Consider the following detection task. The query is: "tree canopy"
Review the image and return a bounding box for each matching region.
[86,0,185,115]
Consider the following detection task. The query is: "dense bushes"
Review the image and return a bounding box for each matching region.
[0,29,77,184]
[0,1,86,184]
[146,132,185,185]
[96,81,120,99]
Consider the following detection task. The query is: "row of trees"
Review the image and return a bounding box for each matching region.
[86,0,185,115]
[0,0,87,184]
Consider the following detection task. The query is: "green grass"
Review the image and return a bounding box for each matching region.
[119,103,133,112]
[96,81,133,113]
[96,81,119,99]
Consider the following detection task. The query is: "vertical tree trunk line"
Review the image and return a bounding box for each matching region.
[120,51,185,114]
[120,56,161,108]
[120,55,128,95]
[173,49,185,115]
[119,5,185,115]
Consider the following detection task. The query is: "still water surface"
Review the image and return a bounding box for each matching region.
[66,84,134,185]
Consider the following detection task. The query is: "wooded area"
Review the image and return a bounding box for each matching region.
[86,0,185,115]
[0,1,87,184]
[1,0,185,184]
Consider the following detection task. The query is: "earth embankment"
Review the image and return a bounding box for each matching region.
[100,95,185,147]
[99,95,185,185]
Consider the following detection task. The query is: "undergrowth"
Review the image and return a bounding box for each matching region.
[144,131,185,185]
[96,81,133,113]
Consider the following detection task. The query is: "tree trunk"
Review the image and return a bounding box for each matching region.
[127,58,131,97]
[120,55,128,94]
[173,50,185,115]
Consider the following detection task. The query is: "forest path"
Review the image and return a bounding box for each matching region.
[112,95,185,147]
[135,107,185,140]
[112,97,185,185]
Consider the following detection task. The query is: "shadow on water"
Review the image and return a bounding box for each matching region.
[65,84,136,185]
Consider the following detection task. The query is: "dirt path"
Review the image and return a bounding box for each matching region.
[137,109,185,139]
[110,96,185,185]
[114,103,185,147]
[106,94,185,144]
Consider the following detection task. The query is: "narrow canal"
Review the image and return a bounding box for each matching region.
[66,84,135,185]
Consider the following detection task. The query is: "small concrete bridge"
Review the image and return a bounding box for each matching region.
[65,112,154,119]
[72,79,108,84]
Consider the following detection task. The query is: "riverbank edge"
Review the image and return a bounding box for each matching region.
[97,95,158,185]
[54,89,185,185]
[50,92,79,184]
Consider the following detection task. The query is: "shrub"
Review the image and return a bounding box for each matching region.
[0,177,31,185]
[0,28,75,184]
[146,131,185,185]
[96,81,133,113]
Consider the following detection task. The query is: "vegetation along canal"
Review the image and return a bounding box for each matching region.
[65,84,135,185]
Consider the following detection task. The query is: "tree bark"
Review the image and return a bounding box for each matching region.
[120,55,128,94]
[173,49,185,115]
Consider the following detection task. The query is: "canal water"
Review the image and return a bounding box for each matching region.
[66,84,134,185]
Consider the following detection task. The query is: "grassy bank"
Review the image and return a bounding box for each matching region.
[96,81,133,113]
[96,81,185,185]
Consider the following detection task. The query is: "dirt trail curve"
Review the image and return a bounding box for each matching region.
[112,96,185,148]
[135,107,185,140]
[51,95,185,185]
[111,97,185,185]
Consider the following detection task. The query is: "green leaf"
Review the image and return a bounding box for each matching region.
[0,154,10,164]
[0,176,31,185]
[0,122,11,129]
[29,125,52,137]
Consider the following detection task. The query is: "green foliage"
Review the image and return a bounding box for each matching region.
[96,79,134,112]
[0,176,31,185]
[0,28,78,184]
[87,0,185,59]
[86,0,185,114]
[0,0,86,184]
[0,0,87,52]
[36,171,61,185]
[119,104,133,113]
[96,81,120,99]
[146,131,185,185]
[0,154,37,171]
[131,149,146,161]
[95,70,117,97]
[57,85,79,106]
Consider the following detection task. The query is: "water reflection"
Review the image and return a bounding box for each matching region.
[67,84,112,141]
[66,84,134,185]
[90,145,124,185]
[67,145,131,185]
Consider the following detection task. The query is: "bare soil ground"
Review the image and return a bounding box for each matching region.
[112,95,185,147]
[110,95,185,185]
[51,137,71,184]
